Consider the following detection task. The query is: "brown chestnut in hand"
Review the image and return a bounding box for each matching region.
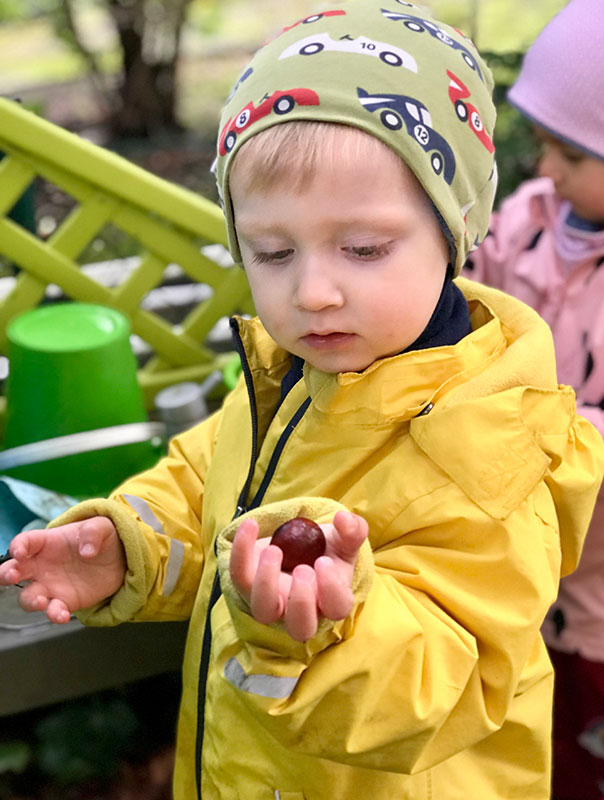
[270,517,326,573]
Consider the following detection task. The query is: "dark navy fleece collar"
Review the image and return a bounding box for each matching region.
[402,268,472,352]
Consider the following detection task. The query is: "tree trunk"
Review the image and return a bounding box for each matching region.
[106,0,192,137]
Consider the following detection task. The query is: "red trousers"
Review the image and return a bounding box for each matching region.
[549,647,604,800]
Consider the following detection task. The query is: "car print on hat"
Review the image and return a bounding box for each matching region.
[225,66,254,104]
[279,32,418,72]
[218,87,320,155]
[447,70,494,153]
[380,9,483,80]
[357,86,456,184]
[282,9,346,33]
[264,9,347,45]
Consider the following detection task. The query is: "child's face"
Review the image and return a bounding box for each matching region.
[535,127,604,223]
[231,138,449,374]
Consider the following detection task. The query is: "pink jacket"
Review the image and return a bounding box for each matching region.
[467,176,604,661]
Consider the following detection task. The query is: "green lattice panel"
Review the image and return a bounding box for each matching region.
[0,98,254,430]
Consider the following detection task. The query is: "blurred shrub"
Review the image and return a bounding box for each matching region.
[0,673,181,797]
[0,0,57,19]
[34,694,140,785]
[0,740,30,776]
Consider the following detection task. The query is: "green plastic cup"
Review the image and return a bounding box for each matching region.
[2,303,161,497]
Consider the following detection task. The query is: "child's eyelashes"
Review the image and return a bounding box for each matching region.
[561,150,585,164]
[251,249,294,265]
[345,241,395,260]
[248,241,395,265]
[536,138,585,164]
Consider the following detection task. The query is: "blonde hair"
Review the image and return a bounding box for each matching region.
[229,121,411,195]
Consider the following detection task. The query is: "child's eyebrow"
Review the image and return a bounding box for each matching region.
[236,217,408,239]
[235,222,291,242]
[532,125,584,157]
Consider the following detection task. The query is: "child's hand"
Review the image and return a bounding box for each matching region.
[230,511,368,642]
[0,517,126,624]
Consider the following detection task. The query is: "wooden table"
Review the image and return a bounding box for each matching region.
[0,587,187,716]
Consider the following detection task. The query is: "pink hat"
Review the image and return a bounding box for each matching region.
[507,0,604,161]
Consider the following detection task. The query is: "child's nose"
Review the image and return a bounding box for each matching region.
[538,146,564,184]
[293,257,344,311]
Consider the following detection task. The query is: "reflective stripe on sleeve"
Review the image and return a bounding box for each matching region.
[163,538,185,596]
[224,657,299,699]
[123,494,184,596]
[124,494,166,534]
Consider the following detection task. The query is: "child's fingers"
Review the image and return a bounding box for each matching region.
[46,597,72,625]
[18,581,50,613]
[331,511,369,561]
[9,529,47,561]
[250,546,285,624]
[76,517,115,558]
[315,556,354,620]
[0,559,29,586]
[230,518,260,595]
[285,565,318,641]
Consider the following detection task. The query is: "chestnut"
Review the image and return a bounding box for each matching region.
[270,517,326,573]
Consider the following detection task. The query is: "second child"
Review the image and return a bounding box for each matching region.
[467,4,604,796]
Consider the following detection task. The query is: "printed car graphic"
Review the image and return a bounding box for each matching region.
[282,9,347,32]
[357,87,456,184]
[265,10,347,45]
[225,66,253,103]
[218,88,320,155]
[380,9,483,80]
[447,70,494,153]
[280,32,418,72]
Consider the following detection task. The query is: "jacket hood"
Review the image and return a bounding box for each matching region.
[414,280,601,576]
[234,276,602,573]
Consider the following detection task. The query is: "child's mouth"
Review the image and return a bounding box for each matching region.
[302,332,354,349]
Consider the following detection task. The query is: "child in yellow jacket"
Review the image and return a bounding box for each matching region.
[1,2,603,798]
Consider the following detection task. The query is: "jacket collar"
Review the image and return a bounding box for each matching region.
[233,278,565,520]
[232,279,516,424]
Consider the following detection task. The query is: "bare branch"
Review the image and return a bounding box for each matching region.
[60,0,118,112]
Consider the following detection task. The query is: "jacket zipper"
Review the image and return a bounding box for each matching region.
[230,317,259,516]
[195,318,311,799]
[246,395,311,509]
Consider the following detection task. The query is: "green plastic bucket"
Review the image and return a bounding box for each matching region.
[222,353,241,391]
[2,303,161,497]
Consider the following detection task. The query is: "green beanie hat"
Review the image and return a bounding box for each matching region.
[214,0,497,276]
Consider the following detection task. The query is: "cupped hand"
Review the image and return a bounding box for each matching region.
[230,511,368,642]
[0,517,127,624]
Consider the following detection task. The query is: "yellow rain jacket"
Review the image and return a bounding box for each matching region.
[58,278,604,799]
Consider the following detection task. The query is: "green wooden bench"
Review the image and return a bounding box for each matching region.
[0,97,253,439]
